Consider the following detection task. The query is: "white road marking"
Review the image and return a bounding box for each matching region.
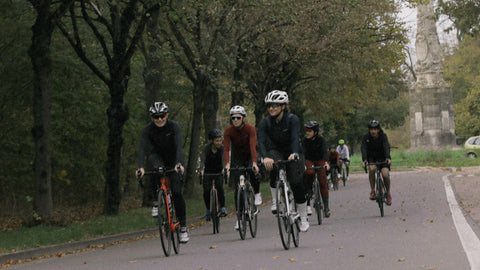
[444,175,480,270]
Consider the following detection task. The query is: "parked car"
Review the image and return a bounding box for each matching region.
[464,136,480,158]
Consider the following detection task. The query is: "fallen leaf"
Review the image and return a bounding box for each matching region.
[358,255,365,257]
[331,233,336,237]
[339,246,344,250]
[289,258,297,262]
[315,249,321,253]
[209,246,217,249]
[273,256,280,259]
[397,257,406,262]
[128,260,137,263]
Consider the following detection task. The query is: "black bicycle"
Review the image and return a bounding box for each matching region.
[364,161,388,217]
[201,172,226,234]
[306,165,325,225]
[229,166,258,240]
[329,162,339,190]
[340,158,349,186]
[138,167,180,257]
[273,159,300,250]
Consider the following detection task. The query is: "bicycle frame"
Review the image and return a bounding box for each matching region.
[365,161,388,217]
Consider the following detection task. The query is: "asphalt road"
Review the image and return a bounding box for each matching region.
[6,170,480,270]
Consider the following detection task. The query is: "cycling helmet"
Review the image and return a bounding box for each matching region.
[338,139,345,144]
[149,102,168,115]
[229,105,246,116]
[329,145,336,150]
[208,128,223,140]
[368,120,380,129]
[304,121,320,132]
[264,90,289,104]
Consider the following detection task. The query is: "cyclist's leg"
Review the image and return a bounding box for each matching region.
[381,166,392,205]
[267,150,282,213]
[317,161,330,217]
[215,175,226,208]
[345,160,350,177]
[368,164,376,199]
[170,172,186,226]
[202,175,212,210]
[148,153,163,215]
[287,153,309,232]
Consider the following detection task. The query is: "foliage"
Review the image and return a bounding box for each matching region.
[437,0,480,40]
[443,35,480,137]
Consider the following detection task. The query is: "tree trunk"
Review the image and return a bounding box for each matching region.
[103,80,129,215]
[203,84,219,135]
[183,87,203,197]
[29,0,54,219]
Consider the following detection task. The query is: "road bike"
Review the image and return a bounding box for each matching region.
[201,172,226,234]
[364,161,388,217]
[329,162,339,190]
[273,159,300,250]
[306,165,325,225]
[229,167,258,240]
[340,158,349,186]
[138,167,180,257]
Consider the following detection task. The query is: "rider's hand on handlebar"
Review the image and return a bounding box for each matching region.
[288,153,298,161]
[252,163,259,174]
[175,164,185,174]
[263,157,274,171]
[137,168,145,178]
[386,159,392,165]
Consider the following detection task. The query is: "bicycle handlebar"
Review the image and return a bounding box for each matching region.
[200,172,227,184]
[363,161,389,173]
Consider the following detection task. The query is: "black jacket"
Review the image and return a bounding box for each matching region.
[361,129,391,162]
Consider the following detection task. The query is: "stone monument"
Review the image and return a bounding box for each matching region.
[410,0,456,150]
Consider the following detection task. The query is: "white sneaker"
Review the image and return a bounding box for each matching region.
[347,176,350,181]
[254,193,262,206]
[306,206,313,216]
[300,217,309,232]
[271,203,277,214]
[234,220,239,230]
[180,227,189,243]
[338,174,341,179]
[152,206,158,217]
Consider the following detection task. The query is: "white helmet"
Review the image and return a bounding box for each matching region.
[229,105,246,116]
[265,90,289,104]
[149,102,168,115]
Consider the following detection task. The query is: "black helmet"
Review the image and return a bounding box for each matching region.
[329,145,336,150]
[304,121,320,132]
[368,120,380,129]
[208,129,223,140]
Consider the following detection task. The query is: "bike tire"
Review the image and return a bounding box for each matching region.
[236,186,247,240]
[313,180,323,225]
[377,177,385,217]
[248,186,258,238]
[276,179,291,250]
[158,191,172,257]
[342,167,346,186]
[170,194,180,254]
[332,171,339,190]
[211,189,219,234]
[291,216,300,248]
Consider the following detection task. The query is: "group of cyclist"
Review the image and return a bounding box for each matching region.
[136,90,392,245]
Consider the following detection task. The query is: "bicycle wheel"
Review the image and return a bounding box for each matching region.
[376,176,385,217]
[248,186,258,238]
[236,186,247,240]
[170,194,180,254]
[211,189,219,234]
[342,166,346,186]
[158,191,172,256]
[332,171,339,190]
[291,213,300,248]
[276,179,291,250]
[313,180,323,225]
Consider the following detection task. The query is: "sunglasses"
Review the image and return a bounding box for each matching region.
[152,114,166,120]
[267,103,281,108]
[231,116,243,121]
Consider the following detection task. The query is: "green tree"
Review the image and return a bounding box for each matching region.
[437,0,480,40]
[56,0,160,215]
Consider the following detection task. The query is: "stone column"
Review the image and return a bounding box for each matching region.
[410,0,456,150]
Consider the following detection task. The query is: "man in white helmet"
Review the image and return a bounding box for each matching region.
[257,90,310,232]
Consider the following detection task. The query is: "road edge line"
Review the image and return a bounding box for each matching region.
[443,175,480,270]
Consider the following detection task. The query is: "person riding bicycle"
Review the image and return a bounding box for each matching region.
[328,145,340,183]
[361,120,392,205]
[223,105,261,230]
[258,90,310,232]
[336,139,350,181]
[302,121,331,218]
[137,101,189,243]
[199,129,227,221]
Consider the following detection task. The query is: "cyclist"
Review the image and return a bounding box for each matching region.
[223,105,261,230]
[361,120,392,205]
[137,102,189,243]
[302,121,331,218]
[327,145,340,189]
[199,129,227,221]
[336,139,350,181]
[258,90,310,232]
